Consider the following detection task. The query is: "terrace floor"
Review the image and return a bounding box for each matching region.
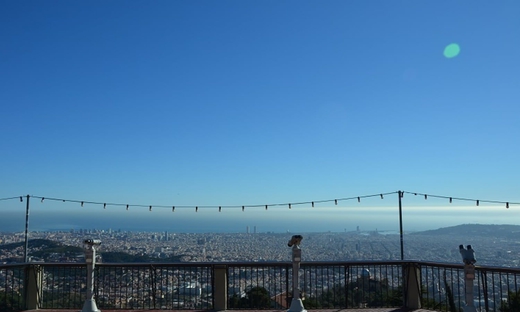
[24,309,437,312]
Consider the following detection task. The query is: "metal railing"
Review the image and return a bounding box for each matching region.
[226,261,405,310]
[0,264,25,312]
[2,260,520,311]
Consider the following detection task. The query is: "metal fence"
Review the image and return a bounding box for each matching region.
[95,263,213,310]
[2,261,520,311]
[39,264,86,309]
[419,262,520,312]
[227,262,290,309]
[226,261,404,310]
[0,264,25,312]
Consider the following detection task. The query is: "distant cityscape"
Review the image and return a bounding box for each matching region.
[1,224,519,267]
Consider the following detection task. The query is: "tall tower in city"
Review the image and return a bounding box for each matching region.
[246,226,250,234]
[254,226,256,234]
[165,230,168,241]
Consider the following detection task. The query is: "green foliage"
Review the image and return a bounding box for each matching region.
[0,239,61,251]
[305,284,347,308]
[420,281,462,312]
[500,290,520,312]
[444,274,458,312]
[100,251,152,263]
[228,286,272,309]
[100,251,183,263]
[384,285,403,307]
[305,277,399,309]
[0,291,23,312]
[31,245,83,257]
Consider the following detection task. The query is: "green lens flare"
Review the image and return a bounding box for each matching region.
[444,43,460,58]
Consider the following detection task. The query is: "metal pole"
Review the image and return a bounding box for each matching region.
[398,191,404,260]
[24,195,30,263]
[398,191,407,308]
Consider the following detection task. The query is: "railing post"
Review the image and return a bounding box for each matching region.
[404,263,421,309]
[213,264,228,311]
[24,195,30,263]
[25,264,42,310]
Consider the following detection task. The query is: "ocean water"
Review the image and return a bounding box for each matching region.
[1,205,519,233]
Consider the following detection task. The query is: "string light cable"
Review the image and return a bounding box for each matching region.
[0,191,399,212]
[0,196,23,202]
[1,190,518,211]
[402,191,520,208]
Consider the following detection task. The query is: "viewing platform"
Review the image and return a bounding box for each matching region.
[23,309,437,312]
[2,260,518,312]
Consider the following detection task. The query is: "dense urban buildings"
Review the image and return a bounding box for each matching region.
[1,224,518,267]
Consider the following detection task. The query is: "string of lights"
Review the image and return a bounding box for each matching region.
[0,196,23,202]
[402,191,520,209]
[2,192,399,211]
[1,190,518,211]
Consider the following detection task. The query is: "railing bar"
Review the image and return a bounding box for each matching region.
[424,265,428,307]
[491,272,496,310]
[0,268,4,309]
[436,266,441,312]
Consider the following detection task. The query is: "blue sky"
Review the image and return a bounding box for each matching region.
[1,1,519,222]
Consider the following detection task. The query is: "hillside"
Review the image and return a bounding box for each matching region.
[412,224,520,239]
[0,238,183,263]
[0,239,63,250]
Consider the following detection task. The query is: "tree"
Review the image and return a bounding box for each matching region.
[0,291,23,312]
[242,286,271,308]
[228,286,272,309]
[500,290,520,312]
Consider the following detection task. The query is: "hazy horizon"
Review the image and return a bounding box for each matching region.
[1,204,517,234]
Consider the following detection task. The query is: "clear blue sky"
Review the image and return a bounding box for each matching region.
[1,1,519,211]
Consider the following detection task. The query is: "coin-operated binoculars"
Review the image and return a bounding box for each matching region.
[81,239,102,312]
[287,235,307,312]
[459,245,477,312]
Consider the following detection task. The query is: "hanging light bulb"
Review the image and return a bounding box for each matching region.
[41,197,44,203]
[476,200,479,206]
[126,204,129,210]
[311,202,314,208]
[449,197,452,203]
[81,201,84,207]
[357,197,360,202]
[196,206,198,212]
[62,199,65,202]
[103,203,106,209]
[149,206,152,211]
[242,206,244,211]
[219,206,222,212]
[424,194,427,200]
[506,202,509,209]
[288,203,291,209]
[334,199,337,205]
[172,206,175,212]
[20,196,23,202]
[265,205,268,210]
[380,194,383,199]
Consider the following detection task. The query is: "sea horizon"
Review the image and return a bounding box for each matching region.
[1,205,519,234]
